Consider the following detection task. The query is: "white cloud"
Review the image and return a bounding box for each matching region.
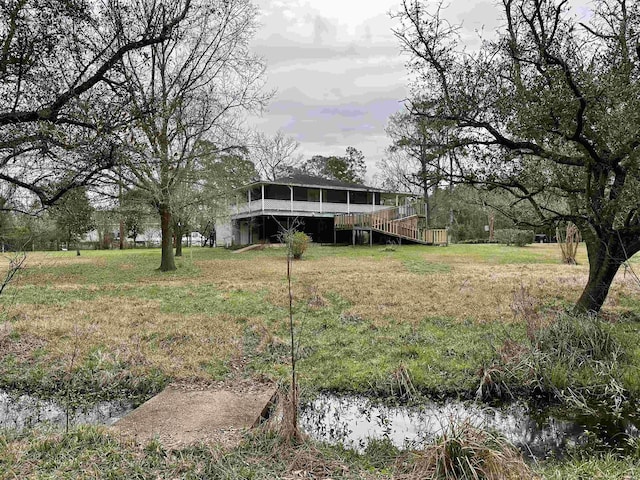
[248,0,408,179]
[248,1,592,182]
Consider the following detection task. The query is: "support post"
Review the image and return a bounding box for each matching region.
[290,186,294,212]
[352,228,356,246]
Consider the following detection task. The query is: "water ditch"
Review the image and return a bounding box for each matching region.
[299,394,640,459]
[2,388,638,460]
[0,390,134,430]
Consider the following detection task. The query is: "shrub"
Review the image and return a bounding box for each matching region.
[289,231,310,259]
[494,229,534,246]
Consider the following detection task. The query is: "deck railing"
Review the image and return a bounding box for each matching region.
[232,199,390,217]
[335,203,448,245]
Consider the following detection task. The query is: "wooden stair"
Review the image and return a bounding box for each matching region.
[334,203,448,245]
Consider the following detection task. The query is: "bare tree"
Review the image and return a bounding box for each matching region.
[394,0,640,313]
[0,0,191,209]
[117,0,269,271]
[252,130,303,181]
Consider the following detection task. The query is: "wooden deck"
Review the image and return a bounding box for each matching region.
[335,203,448,245]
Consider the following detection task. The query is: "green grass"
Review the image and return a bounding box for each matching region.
[16,248,214,286]
[0,346,168,406]
[1,244,640,477]
[538,454,640,479]
[292,311,508,397]
[280,243,575,264]
[2,425,640,479]
[0,243,637,401]
[0,427,391,479]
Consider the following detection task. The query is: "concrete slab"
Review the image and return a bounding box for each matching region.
[112,385,277,449]
[232,243,265,254]
[232,243,287,254]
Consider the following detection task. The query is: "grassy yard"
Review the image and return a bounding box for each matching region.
[1,243,640,478]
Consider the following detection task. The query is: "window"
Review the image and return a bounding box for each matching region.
[308,189,320,202]
[293,187,320,202]
[325,189,347,203]
[264,184,290,200]
[349,191,372,205]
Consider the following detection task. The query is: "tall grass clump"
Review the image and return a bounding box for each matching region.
[531,313,627,414]
[531,313,622,366]
[478,308,627,413]
[556,222,580,265]
[404,420,535,480]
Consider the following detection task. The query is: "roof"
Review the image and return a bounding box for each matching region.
[239,173,408,194]
[274,173,378,190]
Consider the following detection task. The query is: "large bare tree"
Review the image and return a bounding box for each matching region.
[0,0,191,209]
[119,0,268,271]
[395,0,640,313]
[252,130,302,181]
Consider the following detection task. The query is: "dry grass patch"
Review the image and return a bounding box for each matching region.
[0,322,46,362]
[0,252,107,287]
[196,253,633,325]
[263,258,592,325]
[21,253,107,269]
[7,297,243,380]
[15,271,83,286]
[195,258,285,289]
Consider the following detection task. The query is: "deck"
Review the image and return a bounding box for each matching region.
[334,203,448,245]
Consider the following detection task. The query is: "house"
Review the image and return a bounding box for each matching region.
[217,174,448,246]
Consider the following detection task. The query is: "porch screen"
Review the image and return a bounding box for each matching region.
[293,187,320,202]
[349,191,373,205]
[264,184,290,200]
[324,189,347,203]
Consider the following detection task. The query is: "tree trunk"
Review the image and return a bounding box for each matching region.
[448,150,454,227]
[119,220,125,250]
[159,204,176,271]
[175,228,183,257]
[574,234,624,314]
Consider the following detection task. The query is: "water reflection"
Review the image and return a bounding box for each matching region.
[0,390,133,430]
[300,394,640,458]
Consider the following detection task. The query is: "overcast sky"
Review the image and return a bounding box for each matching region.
[248,1,590,183]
